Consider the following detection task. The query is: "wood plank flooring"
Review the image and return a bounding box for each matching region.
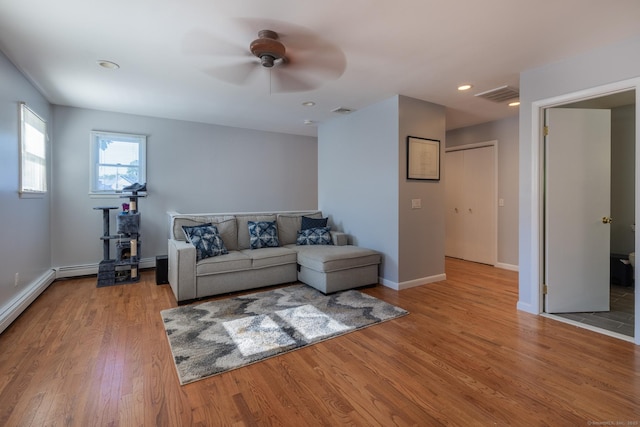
[1,258,639,426]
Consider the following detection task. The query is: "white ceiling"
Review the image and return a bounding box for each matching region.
[1,0,639,137]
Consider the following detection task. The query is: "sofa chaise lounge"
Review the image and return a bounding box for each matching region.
[167,210,381,303]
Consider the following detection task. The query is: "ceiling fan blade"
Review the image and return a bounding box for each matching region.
[181,29,247,57]
[206,59,259,85]
[270,68,321,93]
[283,47,346,81]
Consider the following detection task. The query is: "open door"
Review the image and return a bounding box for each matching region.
[545,108,611,313]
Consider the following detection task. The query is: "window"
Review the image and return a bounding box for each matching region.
[19,103,47,195]
[90,131,146,195]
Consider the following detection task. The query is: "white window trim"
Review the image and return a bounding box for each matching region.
[89,131,147,197]
[19,103,47,198]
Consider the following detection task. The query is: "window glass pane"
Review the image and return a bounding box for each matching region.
[97,165,140,192]
[98,140,139,165]
[24,123,45,158]
[20,104,46,193]
[90,131,145,194]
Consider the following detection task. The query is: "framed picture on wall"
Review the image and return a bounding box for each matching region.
[407,136,440,180]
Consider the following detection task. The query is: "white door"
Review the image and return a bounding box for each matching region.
[445,150,464,258]
[463,146,496,265]
[545,108,611,313]
[445,145,496,265]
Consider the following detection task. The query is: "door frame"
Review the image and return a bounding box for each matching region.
[445,140,498,266]
[526,77,640,344]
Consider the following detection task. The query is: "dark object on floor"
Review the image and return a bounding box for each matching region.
[156,255,169,285]
[97,260,116,287]
[610,253,633,287]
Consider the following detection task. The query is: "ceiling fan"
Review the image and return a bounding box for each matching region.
[250,29,286,68]
[183,20,346,93]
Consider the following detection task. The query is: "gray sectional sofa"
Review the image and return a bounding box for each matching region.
[167,210,381,303]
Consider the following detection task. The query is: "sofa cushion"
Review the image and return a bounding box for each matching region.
[236,214,276,249]
[211,218,238,251]
[240,247,297,268]
[277,212,322,245]
[172,215,235,243]
[296,227,333,246]
[301,216,328,230]
[182,223,228,261]
[291,245,381,273]
[196,251,252,275]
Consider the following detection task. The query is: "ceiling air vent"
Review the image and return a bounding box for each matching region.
[474,85,519,103]
[331,107,354,114]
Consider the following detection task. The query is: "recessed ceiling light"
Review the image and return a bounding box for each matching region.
[97,60,120,69]
[508,101,521,107]
[458,84,472,91]
[302,101,316,107]
[303,119,315,126]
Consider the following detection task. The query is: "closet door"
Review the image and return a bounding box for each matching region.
[445,145,496,265]
[445,150,464,258]
[463,146,496,265]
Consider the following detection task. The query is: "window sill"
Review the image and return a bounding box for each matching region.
[19,191,46,199]
[89,192,148,199]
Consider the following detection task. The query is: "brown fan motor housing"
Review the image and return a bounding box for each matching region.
[250,30,286,68]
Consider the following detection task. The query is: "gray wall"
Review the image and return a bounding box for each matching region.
[519,34,640,315]
[0,51,52,311]
[398,96,446,283]
[611,104,636,255]
[446,115,519,267]
[51,106,318,268]
[318,95,446,288]
[318,96,400,282]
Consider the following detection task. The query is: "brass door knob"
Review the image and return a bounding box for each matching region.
[602,217,613,224]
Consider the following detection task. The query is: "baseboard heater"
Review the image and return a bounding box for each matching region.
[55,257,156,279]
[0,269,56,334]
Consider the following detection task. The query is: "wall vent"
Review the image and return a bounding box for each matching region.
[331,107,355,114]
[474,85,519,103]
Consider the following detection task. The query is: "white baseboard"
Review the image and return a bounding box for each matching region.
[495,262,519,272]
[516,301,538,314]
[380,273,447,291]
[0,269,56,335]
[55,257,157,279]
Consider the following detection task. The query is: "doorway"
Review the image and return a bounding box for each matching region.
[543,90,636,340]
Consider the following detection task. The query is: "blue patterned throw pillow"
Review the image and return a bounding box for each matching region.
[301,216,328,230]
[296,226,333,246]
[248,221,280,249]
[182,223,228,261]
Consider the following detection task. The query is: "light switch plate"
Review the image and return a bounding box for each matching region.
[411,199,422,209]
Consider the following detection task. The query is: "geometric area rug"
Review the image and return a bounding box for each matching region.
[161,284,408,385]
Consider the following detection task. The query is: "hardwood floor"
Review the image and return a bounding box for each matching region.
[1,258,639,426]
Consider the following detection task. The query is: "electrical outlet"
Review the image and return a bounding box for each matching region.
[14,272,19,287]
[498,198,505,207]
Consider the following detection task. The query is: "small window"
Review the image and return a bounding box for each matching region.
[19,103,47,195]
[90,131,146,195]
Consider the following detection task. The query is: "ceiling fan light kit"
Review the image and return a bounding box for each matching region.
[250,30,285,68]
